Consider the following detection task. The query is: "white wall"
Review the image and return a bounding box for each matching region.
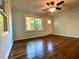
[12,9,53,40]
[0,0,13,59]
[0,0,2,6]
[53,7,79,38]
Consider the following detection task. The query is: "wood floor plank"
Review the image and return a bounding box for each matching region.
[9,35,79,59]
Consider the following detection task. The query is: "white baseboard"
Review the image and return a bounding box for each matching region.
[14,34,52,41]
[5,42,13,59]
[52,33,79,38]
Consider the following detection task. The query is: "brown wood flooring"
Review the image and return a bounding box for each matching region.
[9,35,79,59]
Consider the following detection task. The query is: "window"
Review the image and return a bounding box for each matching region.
[0,14,4,33]
[0,10,8,34]
[26,17,42,31]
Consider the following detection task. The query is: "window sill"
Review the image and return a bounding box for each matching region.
[26,30,43,32]
[1,31,9,37]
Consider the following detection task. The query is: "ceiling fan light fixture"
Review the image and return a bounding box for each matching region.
[49,8,56,12]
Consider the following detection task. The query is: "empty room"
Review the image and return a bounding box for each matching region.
[0,0,79,59]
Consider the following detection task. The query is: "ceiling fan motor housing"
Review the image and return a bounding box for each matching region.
[46,2,54,6]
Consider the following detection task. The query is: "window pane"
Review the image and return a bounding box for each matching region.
[0,14,4,33]
[26,17,43,31]
[3,15,8,31]
[26,17,35,31]
[35,19,42,30]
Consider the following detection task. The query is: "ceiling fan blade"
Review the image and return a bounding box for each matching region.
[47,3,50,6]
[56,7,62,10]
[57,1,64,6]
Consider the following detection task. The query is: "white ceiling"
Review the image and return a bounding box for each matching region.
[12,0,79,16]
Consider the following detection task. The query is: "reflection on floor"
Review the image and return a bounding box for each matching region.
[9,35,79,59]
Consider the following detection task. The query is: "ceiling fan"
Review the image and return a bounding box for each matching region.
[43,1,64,13]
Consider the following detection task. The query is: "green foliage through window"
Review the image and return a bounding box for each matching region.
[26,17,42,31]
[0,14,4,33]
[0,10,8,34]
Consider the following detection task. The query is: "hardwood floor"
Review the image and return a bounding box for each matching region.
[9,35,79,59]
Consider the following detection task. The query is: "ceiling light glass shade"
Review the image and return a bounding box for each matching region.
[49,8,56,12]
